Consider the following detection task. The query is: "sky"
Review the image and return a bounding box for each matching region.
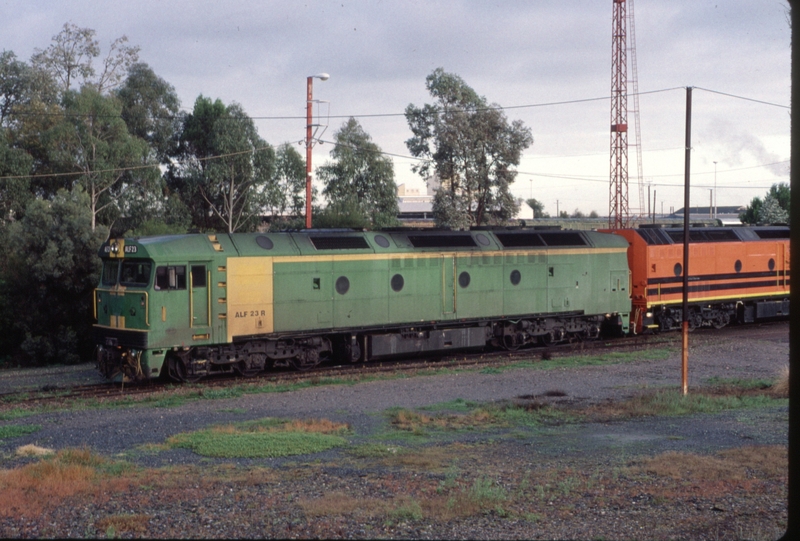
[0,0,791,219]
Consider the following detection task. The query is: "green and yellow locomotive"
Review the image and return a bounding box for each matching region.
[94,228,631,382]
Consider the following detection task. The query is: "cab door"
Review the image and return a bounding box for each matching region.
[190,263,210,331]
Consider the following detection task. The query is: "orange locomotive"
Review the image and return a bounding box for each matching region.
[603,225,789,334]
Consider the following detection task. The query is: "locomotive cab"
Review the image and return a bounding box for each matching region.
[94,236,217,382]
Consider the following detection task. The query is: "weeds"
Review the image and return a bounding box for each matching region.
[0,448,135,519]
[166,417,350,458]
[0,424,41,439]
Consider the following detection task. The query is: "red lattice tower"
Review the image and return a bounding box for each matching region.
[609,0,629,229]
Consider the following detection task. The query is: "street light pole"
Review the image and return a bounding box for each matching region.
[713,161,718,219]
[305,73,329,229]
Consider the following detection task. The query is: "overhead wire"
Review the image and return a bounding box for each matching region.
[0,85,789,184]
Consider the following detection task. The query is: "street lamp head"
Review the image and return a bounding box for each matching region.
[311,73,330,81]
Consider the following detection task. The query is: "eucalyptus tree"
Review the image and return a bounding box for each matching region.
[31,22,139,94]
[44,87,157,230]
[115,63,181,164]
[318,117,399,229]
[260,143,305,221]
[405,68,532,228]
[171,96,275,233]
[0,50,60,218]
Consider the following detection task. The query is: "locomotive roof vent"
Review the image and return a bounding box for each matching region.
[495,231,587,248]
[310,236,371,250]
[407,234,477,248]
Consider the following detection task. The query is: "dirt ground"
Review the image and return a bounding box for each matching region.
[0,322,790,539]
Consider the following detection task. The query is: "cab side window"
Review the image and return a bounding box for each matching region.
[155,266,186,290]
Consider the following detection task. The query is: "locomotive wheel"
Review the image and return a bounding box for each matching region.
[167,356,202,383]
[712,312,730,329]
[502,334,521,351]
[290,349,320,371]
[234,353,267,378]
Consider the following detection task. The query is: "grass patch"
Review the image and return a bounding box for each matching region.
[704,376,773,390]
[386,400,579,435]
[419,398,478,413]
[166,417,349,458]
[627,445,787,481]
[509,347,673,373]
[588,388,786,421]
[0,424,41,439]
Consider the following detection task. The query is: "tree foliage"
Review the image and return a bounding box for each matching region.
[318,118,399,229]
[44,87,157,230]
[169,96,275,233]
[0,189,108,364]
[31,23,139,94]
[264,143,307,224]
[405,68,533,228]
[525,198,548,218]
[115,63,181,164]
[740,183,790,225]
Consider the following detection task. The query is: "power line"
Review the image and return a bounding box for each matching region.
[2,85,735,123]
[694,87,790,109]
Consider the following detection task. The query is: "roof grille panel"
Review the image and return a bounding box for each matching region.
[407,234,477,248]
[494,233,546,247]
[309,236,371,250]
[538,232,587,246]
[754,228,790,239]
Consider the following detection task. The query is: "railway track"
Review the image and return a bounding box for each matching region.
[0,320,787,410]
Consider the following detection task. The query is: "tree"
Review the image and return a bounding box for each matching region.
[30,23,139,94]
[405,68,533,228]
[0,188,108,364]
[525,198,548,219]
[1,50,60,216]
[318,118,399,229]
[171,96,275,233]
[264,143,307,223]
[115,63,181,164]
[571,208,585,219]
[44,87,157,230]
[0,134,33,222]
[758,194,789,224]
[740,183,790,224]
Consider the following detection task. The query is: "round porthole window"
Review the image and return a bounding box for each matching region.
[335,276,350,295]
[391,273,404,292]
[734,260,742,273]
[458,271,471,288]
[374,235,390,248]
[476,233,490,246]
[673,263,682,277]
[391,274,406,291]
[256,235,274,250]
[510,269,521,285]
[769,258,776,271]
